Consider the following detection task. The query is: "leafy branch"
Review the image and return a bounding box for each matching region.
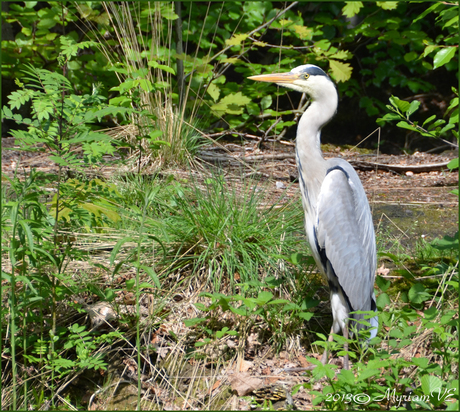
[377,91,458,170]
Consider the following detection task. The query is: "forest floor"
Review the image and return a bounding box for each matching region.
[1,137,458,410]
[3,136,458,247]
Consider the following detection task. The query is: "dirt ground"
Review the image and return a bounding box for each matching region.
[2,136,458,205]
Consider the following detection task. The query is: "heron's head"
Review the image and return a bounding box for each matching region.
[248,64,336,101]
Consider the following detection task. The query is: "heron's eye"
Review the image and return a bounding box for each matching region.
[303,73,310,80]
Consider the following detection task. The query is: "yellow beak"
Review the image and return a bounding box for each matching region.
[248,72,300,84]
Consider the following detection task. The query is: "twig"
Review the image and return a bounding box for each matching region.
[248,36,313,51]
[350,160,452,173]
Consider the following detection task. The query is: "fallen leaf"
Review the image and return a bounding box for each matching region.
[229,372,264,396]
[156,347,169,358]
[377,263,390,276]
[261,367,271,376]
[239,359,253,372]
[247,332,261,347]
[227,339,237,348]
[208,379,222,396]
[88,402,98,411]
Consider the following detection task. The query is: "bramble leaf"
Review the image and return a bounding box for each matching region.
[329,60,352,83]
[342,1,363,18]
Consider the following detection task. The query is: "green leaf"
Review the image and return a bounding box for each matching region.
[431,232,459,250]
[261,95,272,110]
[376,275,390,292]
[377,2,398,10]
[18,219,35,255]
[292,25,312,41]
[389,329,403,339]
[21,27,32,36]
[160,4,178,20]
[225,33,248,47]
[420,375,442,396]
[254,291,273,304]
[149,140,170,150]
[207,83,220,102]
[357,368,381,381]
[423,44,437,58]
[3,106,13,118]
[37,18,57,30]
[298,312,314,321]
[424,306,437,320]
[412,357,429,369]
[337,368,355,384]
[110,237,135,265]
[342,1,363,18]
[140,265,160,288]
[440,123,456,135]
[408,283,430,304]
[447,158,458,170]
[407,100,420,116]
[210,92,251,116]
[194,303,209,312]
[422,114,437,127]
[390,95,411,113]
[330,50,352,60]
[440,311,456,325]
[311,361,336,380]
[148,60,176,75]
[414,3,442,23]
[148,130,164,140]
[444,14,459,28]
[396,121,419,132]
[138,79,154,92]
[404,51,418,63]
[376,292,391,309]
[433,47,456,70]
[126,279,135,291]
[230,306,249,316]
[289,252,315,265]
[329,60,352,83]
[105,288,115,301]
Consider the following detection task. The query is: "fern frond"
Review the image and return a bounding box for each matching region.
[21,63,72,94]
[32,98,55,121]
[60,36,98,60]
[8,89,35,111]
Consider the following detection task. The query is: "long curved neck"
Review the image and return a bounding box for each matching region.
[295,87,338,213]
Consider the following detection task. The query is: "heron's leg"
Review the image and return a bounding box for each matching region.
[320,326,334,365]
[343,325,349,370]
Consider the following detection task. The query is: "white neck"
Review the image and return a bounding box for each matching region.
[295,80,338,212]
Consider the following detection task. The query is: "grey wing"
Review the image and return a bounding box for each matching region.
[315,160,376,313]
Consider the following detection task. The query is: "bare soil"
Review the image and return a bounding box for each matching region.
[2,137,458,206]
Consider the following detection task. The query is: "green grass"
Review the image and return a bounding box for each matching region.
[113,171,305,291]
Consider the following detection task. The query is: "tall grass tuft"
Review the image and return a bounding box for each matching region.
[113,170,305,291]
[159,174,304,291]
[75,1,212,171]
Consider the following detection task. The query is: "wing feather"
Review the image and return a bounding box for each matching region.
[315,159,376,314]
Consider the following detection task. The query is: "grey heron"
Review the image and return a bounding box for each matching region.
[249,64,378,370]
